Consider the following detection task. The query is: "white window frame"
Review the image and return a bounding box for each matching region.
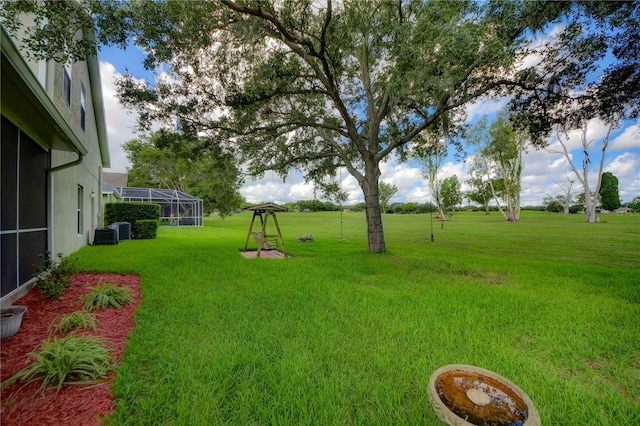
[77,185,83,235]
[63,61,72,106]
[80,83,86,130]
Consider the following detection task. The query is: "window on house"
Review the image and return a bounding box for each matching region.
[77,185,83,235]
[38,59,47,88]
[63,62,72,105]
[80,83,86,130]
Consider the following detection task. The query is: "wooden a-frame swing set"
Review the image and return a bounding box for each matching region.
[241,203,288,258]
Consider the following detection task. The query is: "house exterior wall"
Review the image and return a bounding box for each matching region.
[50,52,105,257]
[1,20,109,304]
[102,192,121,209]
[51,151,103,257]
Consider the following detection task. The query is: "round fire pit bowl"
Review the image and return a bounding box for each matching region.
[427,364,540,426]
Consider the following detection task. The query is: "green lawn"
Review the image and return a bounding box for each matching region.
[75,211,640,425]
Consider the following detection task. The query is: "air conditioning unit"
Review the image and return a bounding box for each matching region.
[94,228,118,245]
[109,222,131,241]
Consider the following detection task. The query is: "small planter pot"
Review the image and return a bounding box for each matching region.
[1,306,28,339]
[428,364,540,426]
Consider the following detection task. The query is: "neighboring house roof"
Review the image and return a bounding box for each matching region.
[615,207,634,213]
[103,172,129,187]
[102,182,121,198]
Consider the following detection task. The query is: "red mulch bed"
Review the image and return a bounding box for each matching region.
[1,273,140,425]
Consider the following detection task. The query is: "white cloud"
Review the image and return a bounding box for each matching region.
[610,124,640,151]
[405,185,431,203]
[606,152,639,176]
[240,171,298,205]
[465,97,509,122]
[382,161,423,189]
[379,157,425,204]
[240,170,336,205]
[242,182,290,205]
[341,174,363,204]
[605,152,640,201]
[100,61,138,173]
[523,148,566,176]
[288,181,315,200]
[440,161,466,181]
[240,139,635,207]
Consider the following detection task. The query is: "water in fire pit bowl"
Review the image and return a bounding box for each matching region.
[435,370,529,426]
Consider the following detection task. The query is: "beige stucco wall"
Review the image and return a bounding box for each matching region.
[6,23,107,259]
[51,151,103,257]
[50,54,105,256]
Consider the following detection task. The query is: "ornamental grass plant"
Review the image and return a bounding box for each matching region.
[2,335,112,394]
[82,282,133,312]
[54,311,98,334]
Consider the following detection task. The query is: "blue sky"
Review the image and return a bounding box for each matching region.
[99,44,639,206]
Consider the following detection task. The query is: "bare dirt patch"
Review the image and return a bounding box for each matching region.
[1,273,140,425]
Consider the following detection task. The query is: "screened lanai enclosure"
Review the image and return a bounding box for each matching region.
[114,187,203,226]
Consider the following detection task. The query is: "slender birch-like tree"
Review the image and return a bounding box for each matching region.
[378,182,398,215]
[414,136,449,221]
[549,122,616,222]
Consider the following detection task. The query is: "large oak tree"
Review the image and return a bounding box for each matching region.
[112,0,569,252]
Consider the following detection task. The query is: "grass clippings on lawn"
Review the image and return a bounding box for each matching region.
[0,273,140,426]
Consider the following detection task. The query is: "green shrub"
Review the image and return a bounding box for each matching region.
[104,202,161,239]
[34,252,78,300]
[83,282,133,312]
[403,202,417,214]
[2,335,112,394]
[104,202,161,224]
[134,219,159,239]
[569,204,583,214]
[55,311,98,334]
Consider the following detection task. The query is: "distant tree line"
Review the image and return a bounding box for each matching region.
[279,200,560,215]
[283,200,343,212]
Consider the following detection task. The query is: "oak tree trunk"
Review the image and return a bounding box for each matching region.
[365,193,386,253]
[360,167,386,253]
